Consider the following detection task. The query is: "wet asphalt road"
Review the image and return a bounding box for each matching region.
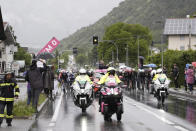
[29,89,196,131]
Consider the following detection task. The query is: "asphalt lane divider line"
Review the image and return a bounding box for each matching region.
[124,96,190,131]
[48,92,63,129]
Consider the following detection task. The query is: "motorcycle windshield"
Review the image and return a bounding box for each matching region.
[158,77,166,84]
[78,81,87,89]
[105,76,118,87]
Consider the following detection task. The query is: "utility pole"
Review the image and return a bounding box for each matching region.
[188,19,192,50]
[137,36,140,68]
[126,44,129,66]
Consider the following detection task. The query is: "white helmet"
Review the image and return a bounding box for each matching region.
[156,68,162,74]
[79,68,86,74]
[151,70,156,76]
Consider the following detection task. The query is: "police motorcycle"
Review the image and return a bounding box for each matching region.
[153,69,170,107]
[72,69,93,113]
[100,75,123,122]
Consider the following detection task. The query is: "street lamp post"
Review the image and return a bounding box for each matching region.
[156,19,164,69]
[161,34,163,69]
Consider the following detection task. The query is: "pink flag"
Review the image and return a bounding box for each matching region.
[38,37,60,54]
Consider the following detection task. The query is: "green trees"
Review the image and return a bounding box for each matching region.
[97,22,152,66]
[14,44,31,66]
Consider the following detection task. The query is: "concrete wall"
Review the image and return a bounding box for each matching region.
[168,35,196,50]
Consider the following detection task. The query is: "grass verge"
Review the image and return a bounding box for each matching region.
[13,93,47,118]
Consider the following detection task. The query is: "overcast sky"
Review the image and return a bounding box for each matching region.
[0,0,123,48]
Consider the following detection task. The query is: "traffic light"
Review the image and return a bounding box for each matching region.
[73,47,78,55]
[93,36,98,45]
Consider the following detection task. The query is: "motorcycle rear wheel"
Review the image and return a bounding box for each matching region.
[104,115,112,122]
[82,108,86,113]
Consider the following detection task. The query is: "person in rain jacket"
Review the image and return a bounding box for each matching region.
[98,67,121,112]
[98,67,121,85]
[25,59,46,112]
[74,68,92,84]
[0,72,19,127]
[185,65,195,94]
[43,65,55,100]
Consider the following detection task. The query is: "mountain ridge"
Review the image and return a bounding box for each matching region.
[59,0,196,50]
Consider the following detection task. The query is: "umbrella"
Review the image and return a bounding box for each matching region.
[147,64,157,68]
[139,56,144,59]
[37,52,55,60]
[192,62,196,68]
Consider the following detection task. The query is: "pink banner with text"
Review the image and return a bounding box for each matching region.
[38,37,60,54]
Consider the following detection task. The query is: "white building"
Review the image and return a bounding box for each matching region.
[0,22,18,73]
[164,18,196,50]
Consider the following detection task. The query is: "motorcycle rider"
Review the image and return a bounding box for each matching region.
[152,68,169,96]
[98,67,122,112]
[74,68,92,84]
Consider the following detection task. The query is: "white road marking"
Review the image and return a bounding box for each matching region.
[47,129,53,131]
[177,97,186,101]
[49,122,55,127]
[124,96,190,131]
[174,126,189,131]
[48,92,63,128]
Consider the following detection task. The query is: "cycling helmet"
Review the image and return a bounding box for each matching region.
[156,68,162,74]
[107,67,115,75]
[79,68,87,75]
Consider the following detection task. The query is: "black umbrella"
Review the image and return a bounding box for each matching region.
[37,52,55,60]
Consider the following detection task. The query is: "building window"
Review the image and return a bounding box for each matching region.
[180,36,185,40]
[180,46,185,51]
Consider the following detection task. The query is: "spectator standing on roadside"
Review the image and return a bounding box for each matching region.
[163,66,167,75]
[43,65,55,100]
[184,64,190,92]
[25,59,46,112]
[0,72,19,127]
[24,71,31,105]
[171,64,180,89]
[185,65,194,94]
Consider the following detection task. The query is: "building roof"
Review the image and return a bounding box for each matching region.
[164,18,196,35]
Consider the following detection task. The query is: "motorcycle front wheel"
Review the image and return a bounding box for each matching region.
[116,113,122,121]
